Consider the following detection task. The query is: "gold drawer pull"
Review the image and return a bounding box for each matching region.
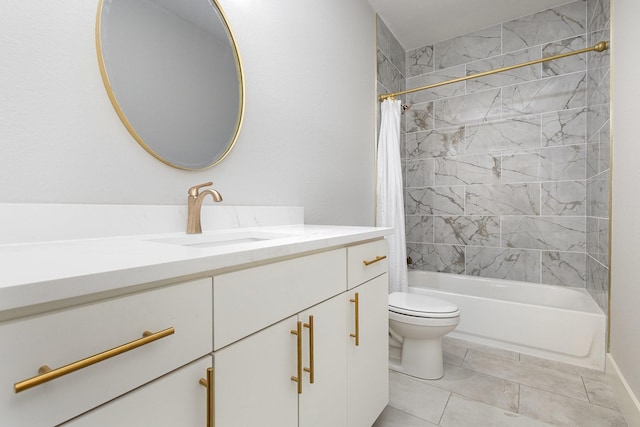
[199,367,214,427]
[14,327,175,393]
[350,293,360,346]
[303,315,314,384]
[290,321,303,394]
[363,255,387,266]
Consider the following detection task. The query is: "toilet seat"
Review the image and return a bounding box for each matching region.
[389,292,459,319]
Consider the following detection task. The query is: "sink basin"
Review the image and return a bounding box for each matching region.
[149,230,293,248]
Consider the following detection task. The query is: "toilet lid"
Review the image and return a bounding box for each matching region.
[388,292,459,318]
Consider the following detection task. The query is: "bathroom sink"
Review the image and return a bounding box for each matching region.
[148,230,293,248]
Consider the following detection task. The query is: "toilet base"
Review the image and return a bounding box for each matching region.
[390,337,445,380]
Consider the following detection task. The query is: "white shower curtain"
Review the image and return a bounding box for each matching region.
[377,98,408,294]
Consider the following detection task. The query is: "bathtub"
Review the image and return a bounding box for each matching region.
[408,270,606,370]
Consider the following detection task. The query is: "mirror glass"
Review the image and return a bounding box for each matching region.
[97,0,244,170]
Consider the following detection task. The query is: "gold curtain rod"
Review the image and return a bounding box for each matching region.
[379,41,609,102]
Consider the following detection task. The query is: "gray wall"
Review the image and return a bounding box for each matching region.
[378,1,610,311]
[0,0,377,226]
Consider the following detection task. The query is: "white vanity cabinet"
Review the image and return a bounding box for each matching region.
[213,240,388,427]
[0,228,390,427]
[0,278,212,427]
[62,356,213,427]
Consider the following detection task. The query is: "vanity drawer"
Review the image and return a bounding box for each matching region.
[347,239,388,289]
[1,278,212,427]
[214,249,346,350]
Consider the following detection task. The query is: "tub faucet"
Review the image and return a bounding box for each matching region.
[187,182,222,234]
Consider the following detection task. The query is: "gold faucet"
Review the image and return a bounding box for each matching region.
[187,182,223,234]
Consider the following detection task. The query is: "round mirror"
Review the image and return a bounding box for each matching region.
[96,0,245,170]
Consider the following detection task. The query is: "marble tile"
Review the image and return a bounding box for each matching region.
[539,144,587,181]
[405,127,465,160]
[377,49,404,95]
[586,255,608,313]
[434,89,502,128]
[587,141,600,178]
[519,385,627,426]
[462,350,589,402]
[466,47,541,93]
[435,154,501,186]
[434,25,501,70]
[389,31,406,77]
[502,216,586,252]
[598,218,609,266]
[406,45,434,78]
[373,406,439,427]
[588,0,610,33]
[443,336,520,361]
[583,375,620,410]
[388,371,451,424]
[376,16,392,62]
[587,104,609,142]
[541,251,586,287]
[426,364,520,412]
[599,124,611,172]
[588,29,610,70]
[406,101,435,133]
[502,72,587,117]
[588,66,610,106]
[502,1,587,53]
[405,215,434,244]
[466,247,541,282]
[587,172,609,218]
[439,395,554,427]
[541,180,586,216]
[434,216,500,247]
[407,243,465,274]
[541,108,587,146]
[405,186,464,215]
[586,216,599,258]
[406,159,435,187]
[542,35,587,77]
[406,65,466,105]
[465,115,540,155]
[500,151,540,183]
[465,183,540,215]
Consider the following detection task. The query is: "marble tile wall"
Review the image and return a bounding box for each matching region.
[382,0,611,302]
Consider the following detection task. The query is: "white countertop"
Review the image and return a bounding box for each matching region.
[0,224,391,313]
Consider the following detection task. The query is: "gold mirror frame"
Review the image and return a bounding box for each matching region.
[95,0,245,170]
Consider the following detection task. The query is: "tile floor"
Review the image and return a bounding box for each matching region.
[373,337,628,427]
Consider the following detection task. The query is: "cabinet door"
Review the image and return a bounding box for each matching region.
[62,356,212,426]
[299,294,348,427]
[214,316,298,427]
[347,274,389,427]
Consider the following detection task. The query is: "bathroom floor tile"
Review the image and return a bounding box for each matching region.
[443,336,520,361]
[462,349,589,401]
[582,375,620,410]
[439,395,554,427]
[388,371,451,424]
[519,385,628,426]
[427,363,520,412]
[373,406,439,427]
[442,340,468,366]
[519,352,604,378]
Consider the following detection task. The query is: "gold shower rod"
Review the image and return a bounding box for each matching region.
[379,41,609,102]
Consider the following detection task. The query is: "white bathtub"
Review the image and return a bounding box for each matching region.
[408,270,606,370]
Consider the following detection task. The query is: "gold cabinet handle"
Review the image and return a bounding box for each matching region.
[363,255,387,266]
[290,321,303,394]
[199,367,214,427]
[350,293,360,346]
[303,315,314,384]
[14,327,175,393]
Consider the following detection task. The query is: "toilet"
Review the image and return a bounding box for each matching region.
[388,292,460,380]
